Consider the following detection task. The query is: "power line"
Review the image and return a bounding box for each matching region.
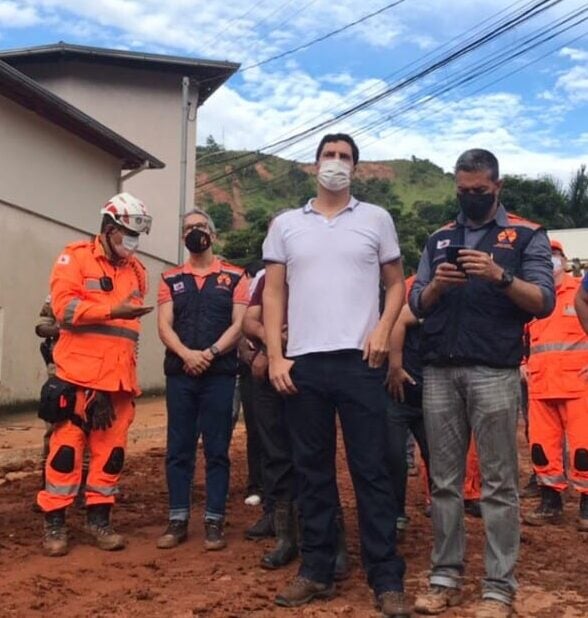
[201,3,587,198]
[197,0,555,171]
[195,0,563,190]
[239,0,408,72]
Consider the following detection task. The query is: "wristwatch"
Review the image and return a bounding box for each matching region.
[496,268,514,289]
[209,344,221,357]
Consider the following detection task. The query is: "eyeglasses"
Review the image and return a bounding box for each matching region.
[183,223,210,234]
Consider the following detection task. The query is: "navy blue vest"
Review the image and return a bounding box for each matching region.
[162,266,243,376]
[421,214,540,368]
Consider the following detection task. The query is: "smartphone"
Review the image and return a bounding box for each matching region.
[445,245,467,270]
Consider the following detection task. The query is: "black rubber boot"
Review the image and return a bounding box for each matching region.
[261,501,298,569]
[334,509,350,581]
[578,493,588,532]
[523,486,563,526]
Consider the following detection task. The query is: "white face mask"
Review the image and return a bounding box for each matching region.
[114,234,139,258]
[552,255,564,277]
[317,159,352,192]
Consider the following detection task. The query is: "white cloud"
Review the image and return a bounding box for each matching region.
[0,1,41,27]
[560,47,588,62]
[556,66,588,104]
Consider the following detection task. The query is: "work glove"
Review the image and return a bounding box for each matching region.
[85,390,116,431]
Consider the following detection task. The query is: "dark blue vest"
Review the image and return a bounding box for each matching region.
[162,267,243,376]
[421,214,540,368]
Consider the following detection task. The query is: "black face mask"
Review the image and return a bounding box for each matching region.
[458,192,496,223]
[185,228,212,254]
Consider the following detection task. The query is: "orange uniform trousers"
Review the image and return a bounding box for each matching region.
[37,389,135,512]
[528,397,588,494]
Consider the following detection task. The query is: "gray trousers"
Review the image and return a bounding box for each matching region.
[423,365,520,605]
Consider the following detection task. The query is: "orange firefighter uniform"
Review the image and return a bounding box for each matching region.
[37,237,146,512]
[527,273,588,494]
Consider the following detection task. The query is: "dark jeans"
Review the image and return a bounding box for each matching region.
[253,377,296,511]
[387,398,430,517]
[165,373,235,521]
[240,371,264,496]
[286,351,405,595]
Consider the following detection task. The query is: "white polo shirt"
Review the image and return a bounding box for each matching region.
[262,197,401,357]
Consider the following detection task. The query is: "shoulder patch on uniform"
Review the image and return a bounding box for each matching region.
[162,265,183,280]
[220,261,245,276]
[56,254,71,265]
[505,212,541,230]
[432,220,457,235]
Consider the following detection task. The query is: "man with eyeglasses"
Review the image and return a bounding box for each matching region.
[156,208,249,551]
[38,192,153,557]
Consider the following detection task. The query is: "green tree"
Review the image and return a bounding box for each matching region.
[207,202,233,233]
[565,164,588,227]
[500,175,570,228]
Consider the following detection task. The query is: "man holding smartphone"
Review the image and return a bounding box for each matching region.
[38,193,153,557]
[410,149,554,618]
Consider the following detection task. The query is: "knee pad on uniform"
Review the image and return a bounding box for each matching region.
[49,445,75,473]
[574,448,588,472]
[103,447,125,475]
[531,443,549,467]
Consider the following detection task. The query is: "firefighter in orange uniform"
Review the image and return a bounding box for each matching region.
[524,240,588,532]
[37,193,154,556]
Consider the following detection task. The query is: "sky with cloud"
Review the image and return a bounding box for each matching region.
[1,0,587,182]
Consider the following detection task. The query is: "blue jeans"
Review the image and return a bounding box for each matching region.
[386,398,430,517]
[286,351,405,595]
[165,373,235,521]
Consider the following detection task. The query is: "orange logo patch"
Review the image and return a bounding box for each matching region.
[217,273,232,287]
[497,228,517,244]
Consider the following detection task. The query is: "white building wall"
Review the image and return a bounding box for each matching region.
[0,95,169,406]
[15,60,198,264]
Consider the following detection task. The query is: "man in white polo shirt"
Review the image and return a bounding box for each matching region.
[263,133,409,616]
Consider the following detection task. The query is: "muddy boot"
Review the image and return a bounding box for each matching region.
[261,501,298,569]
[204,518,227,551]
[85,504,125,550]
[520,473,540,499]
[245,511,274,540]
[43,508,68,557]
[578,494,588,532]
[334,510,350,581]
[523,486,563,526]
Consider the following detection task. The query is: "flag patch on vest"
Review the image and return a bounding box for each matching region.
[173,281,185,293]
[437,239,450,249]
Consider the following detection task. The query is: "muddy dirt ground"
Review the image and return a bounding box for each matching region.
[0,407,586,617]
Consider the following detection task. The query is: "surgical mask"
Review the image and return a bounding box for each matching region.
[317,159,352,192]
[185,228,212,254]
[458,192,496,223]
[552,255,564,277]
[111,232,139,258]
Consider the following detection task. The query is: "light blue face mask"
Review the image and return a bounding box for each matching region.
[122,235,139,253]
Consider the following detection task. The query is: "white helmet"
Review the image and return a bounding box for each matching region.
[100,192,152,234]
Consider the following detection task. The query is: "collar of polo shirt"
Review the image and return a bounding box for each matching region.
[304,197,360,214]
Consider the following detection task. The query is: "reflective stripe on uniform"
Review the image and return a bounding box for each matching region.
[572,478,588,489]
[45,481,80,496]
[85,484,119,496]
[63,298,81,325]
[60,324,139,342]
[530,342,588,354]
[84,278,102,290]
[536,473,567,486]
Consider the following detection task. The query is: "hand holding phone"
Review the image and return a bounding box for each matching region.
[445,245,467,271]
